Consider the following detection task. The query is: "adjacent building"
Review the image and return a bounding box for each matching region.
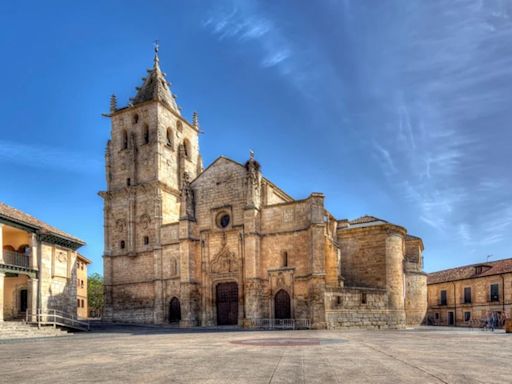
[100,48,427,329]
[0,202,85,321]
[77,254,91,319]
[427,258,512,326]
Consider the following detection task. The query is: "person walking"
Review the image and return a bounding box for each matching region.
[490,312,497,332]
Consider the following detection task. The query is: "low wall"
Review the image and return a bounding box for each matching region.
[110,308,156,324]
[325,287,406,329]
[325,309,406,329]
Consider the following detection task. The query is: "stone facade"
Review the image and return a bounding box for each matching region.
[427,258,512,326]
[0,202,85,321]
[101,50,427,329]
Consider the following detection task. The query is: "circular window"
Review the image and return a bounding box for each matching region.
[217,213,230,229]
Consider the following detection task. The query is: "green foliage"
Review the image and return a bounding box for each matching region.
[87,272,104,317]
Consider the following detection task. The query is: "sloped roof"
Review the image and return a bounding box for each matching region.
[191,155,293,202]
[349,215,388,225]
[428,258,512,284]
[0,201,85,246]
[130,51,180,114]
[77,254,92,264]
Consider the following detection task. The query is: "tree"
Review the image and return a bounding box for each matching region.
[88,273,104,318]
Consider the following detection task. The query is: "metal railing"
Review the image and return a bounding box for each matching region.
[249,318,311,330]
[2,250,30,268]
[26,309,90,331]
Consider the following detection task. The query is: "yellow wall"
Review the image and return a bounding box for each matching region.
[3,226,30,250]
[3,275,29,320]
[77,257,88,318]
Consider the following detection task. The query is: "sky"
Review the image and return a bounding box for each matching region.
[1,0,511,275]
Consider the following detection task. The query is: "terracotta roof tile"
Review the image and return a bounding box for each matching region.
[0,202,84,245]
[427,258,512,284]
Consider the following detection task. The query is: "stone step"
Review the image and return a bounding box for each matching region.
[0,322,70,340]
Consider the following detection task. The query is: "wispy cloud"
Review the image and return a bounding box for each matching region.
[0,140,101,174]
[202,1,343,104]
[363,1,512,249]
[203,5,290,69]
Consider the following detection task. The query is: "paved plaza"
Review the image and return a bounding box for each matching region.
[0,325,510,383]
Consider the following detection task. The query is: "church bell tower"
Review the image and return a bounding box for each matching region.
[100,46,202,322]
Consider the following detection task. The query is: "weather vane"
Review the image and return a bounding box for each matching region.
[154,40,159,54]
[249,149,255,160]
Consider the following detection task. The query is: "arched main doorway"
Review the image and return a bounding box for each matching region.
[274,289,291,319]
[216,282,238,325]
[169,297,181,323]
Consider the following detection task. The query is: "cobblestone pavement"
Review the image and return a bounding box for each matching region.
[0,325,510,383]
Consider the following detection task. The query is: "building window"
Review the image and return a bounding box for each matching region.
[120,240,125,249]
[132,114,139,124]
[81,280,84,289]
[464,287,472,304]
[464,312,471,322]
[336,296,341,305]
[216,212,230,229]
[127,178,131,186]
[122,130,128,150]
[143,236,149,245]
[282,251,288,267]
[183,139,191,159]
[81,299,85,308]
[361,292,367,304]
[81,263,84,270]
[440,290,447,305]
[166,128,173,147]
[143,124,149,144]
[435,312,439,320]
[490,284,499,302]
[77,299,81,307]
[176,120,183,132]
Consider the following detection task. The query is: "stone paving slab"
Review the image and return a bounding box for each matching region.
[0,325,510,383]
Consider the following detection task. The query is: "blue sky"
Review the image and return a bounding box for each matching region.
[1,1,511,275]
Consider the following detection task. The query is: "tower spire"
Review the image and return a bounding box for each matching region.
[153,40,160,67]
[129,42,180,114]
[192,111,199,129]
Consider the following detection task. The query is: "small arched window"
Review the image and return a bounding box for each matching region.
[132,114,139,124]
[18,244,30,255]
[176,120,183,132]
[166,128,173,147]
[143,124,149,144]
[120,240,126,249]
[122,130,128,150]
[183,139,191,159]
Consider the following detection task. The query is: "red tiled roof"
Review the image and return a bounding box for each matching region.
[428,258,512,284]
[0,202,84,245]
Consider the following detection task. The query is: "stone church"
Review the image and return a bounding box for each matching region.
[100,48,427,329]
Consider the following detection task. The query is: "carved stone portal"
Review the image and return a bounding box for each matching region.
[210,246,239,274]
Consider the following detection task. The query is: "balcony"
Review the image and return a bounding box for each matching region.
[2,249,30,268]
